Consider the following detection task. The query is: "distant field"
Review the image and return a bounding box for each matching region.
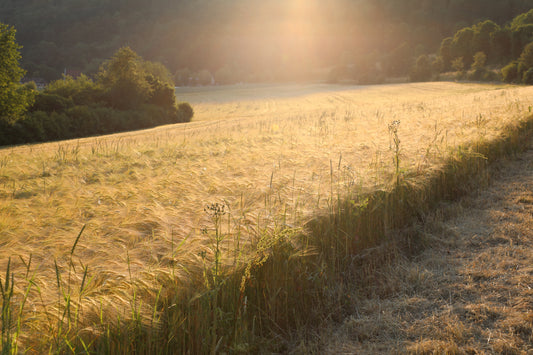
[2,82,533,349]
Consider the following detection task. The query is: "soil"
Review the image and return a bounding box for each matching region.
[324,138,533,354]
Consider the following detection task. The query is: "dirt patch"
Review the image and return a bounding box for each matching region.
[323,139,533,354]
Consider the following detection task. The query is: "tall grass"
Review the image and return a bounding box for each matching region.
[1,83,533,352]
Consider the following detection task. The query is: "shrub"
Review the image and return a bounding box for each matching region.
[45,74,104,106]
[41,111,71,140]
[66,105,103,137]
[432,56,444,74]
[30,93,74,112]
[146,75,176,109]
[501,62,519,82]
[13,113,46,142]
[522,67,533,84]
[471,51,487,70]
[483,70,500,82]
[3,47,193,146]
[178,102,194,123]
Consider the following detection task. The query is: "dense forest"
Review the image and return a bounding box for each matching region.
[1,0,533,83]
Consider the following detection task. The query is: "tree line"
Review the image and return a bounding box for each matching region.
[0,24,193,146]
[404,8,533,84]
[1,0,532,84]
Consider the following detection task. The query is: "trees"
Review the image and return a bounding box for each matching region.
[0,23,34,123]
[439,37,453,71]
[409,55,433,82]
[471,52,487,70]
[519,41,533,69]
[97,46,182,110]
[0,42,193,146]
[97,46,152,110]
[3,0,533,83]
[438,9,533,81]
[452,57,465,79]
[452,27,475,68]
[472,20,499,61]
[501,61,519,82]
[501,42,533,84]
[518,41,533,83]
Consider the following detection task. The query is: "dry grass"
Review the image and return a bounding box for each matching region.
[1,82,533,351]
[323,133,533,354]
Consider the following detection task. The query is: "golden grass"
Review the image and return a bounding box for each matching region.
[1,82,533,350]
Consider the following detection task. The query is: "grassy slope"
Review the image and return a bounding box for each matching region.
[1,82,533,351]
[322,133,533,353]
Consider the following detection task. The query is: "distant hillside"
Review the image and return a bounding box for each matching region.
[1,0,532,82]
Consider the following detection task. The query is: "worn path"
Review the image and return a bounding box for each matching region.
[325,138,533,354]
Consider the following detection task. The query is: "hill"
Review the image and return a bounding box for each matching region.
[1,0,533,81]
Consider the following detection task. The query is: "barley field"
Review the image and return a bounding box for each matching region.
[1,82,532,351]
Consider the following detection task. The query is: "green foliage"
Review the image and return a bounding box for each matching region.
[177,102,194,123]
[511,24,533,58]
[497,42,533,84]
[97,47,151,110]
[432,56,444,74]
[439,37,453,71]
[522,67,533,84]
[142,61,174,86]
[441,9,533,77]
[472,20,500,59]
[30,93,74,113]
[519,41,533,68]
[471,51,487,70]
[508,41,533,84]
[0,24,25,88]
[0,23,34,124]
[0,46,193,146]
[452,27,475,67]
[491,28,512,61]
[45,74,104,106]
[2,0,532,83]
[510,9,533,29]
[145,75,175,108]
[452,57,465,72]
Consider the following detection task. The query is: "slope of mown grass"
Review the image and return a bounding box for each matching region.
[1,82,533,352]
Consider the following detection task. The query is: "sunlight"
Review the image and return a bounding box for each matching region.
[282,0,319,37]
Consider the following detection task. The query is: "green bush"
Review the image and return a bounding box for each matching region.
[483,70,500,81]
[501,62,519,82]
[30,93,74,112]
[178,102,194,123]
[468,67,494,81]
[146,75,176,109]
[522,67,533,84]
[1,47,194,146]
[13,113,46,142]
[41,111,71,140]
[45,74,104,106]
